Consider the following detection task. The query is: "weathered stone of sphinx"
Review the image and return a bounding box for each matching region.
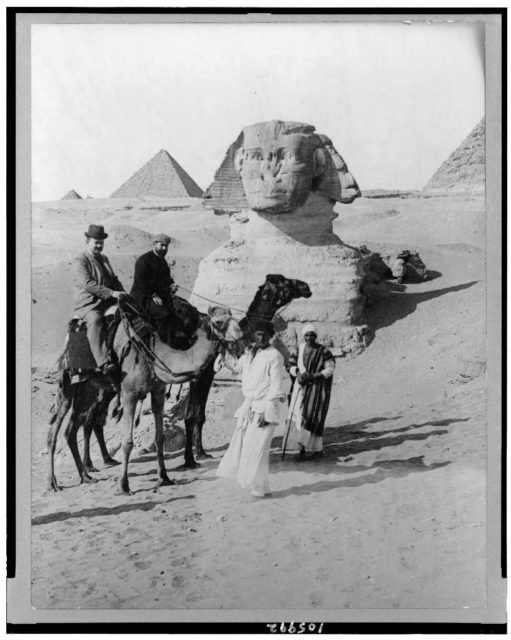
[204,121,360,214]
[191,120,371,354]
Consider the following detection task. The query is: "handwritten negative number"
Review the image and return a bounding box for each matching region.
[266,623,324,633]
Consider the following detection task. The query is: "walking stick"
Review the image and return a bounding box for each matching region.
[281,387,300,460]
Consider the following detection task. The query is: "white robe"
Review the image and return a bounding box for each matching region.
[216,346,286,494]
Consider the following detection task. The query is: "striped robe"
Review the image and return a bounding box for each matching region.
[289,343,335,451]
[300,343,335,436]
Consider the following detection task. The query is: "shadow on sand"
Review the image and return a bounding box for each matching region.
[269,456,451,499]
[266,415,470,497]
[32,494,196,526]
[365,280,478,333]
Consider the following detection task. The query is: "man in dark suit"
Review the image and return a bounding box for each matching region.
[130,233,177,340]
[73,224,126,374]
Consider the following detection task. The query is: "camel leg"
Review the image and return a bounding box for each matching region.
[82,409,99,473]
[183,380,200,469]
[194,363,216,459]
[46,383,72,491]
[94,422,120,466]
[94,391,120,466]
[64,410,97,485]
[152,385,175,489]
[116,391,137,495]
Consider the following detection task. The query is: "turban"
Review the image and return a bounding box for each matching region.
[153,233,171,244]
[254,319,275,336]
[302,323,317,336]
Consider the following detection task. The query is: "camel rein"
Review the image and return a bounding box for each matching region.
[117,304,180,377]
[117,301,224,379]
[173,284,291,321]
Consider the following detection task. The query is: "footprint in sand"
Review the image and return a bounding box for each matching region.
[309,590,324,607]
[185,592,201,603]
[171,574,185,588]
[315,567,330,580]
[170,557,190,568]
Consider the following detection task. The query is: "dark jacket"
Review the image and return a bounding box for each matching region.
[130,250,174,308]
[73,250,124,317]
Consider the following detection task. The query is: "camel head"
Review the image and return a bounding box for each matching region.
[206,305,243,343]
[262,274,312,308]
[238,274,313,346]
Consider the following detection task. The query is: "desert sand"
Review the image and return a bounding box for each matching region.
[30,192,488,611]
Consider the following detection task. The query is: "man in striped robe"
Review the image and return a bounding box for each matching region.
[289,323,335,460]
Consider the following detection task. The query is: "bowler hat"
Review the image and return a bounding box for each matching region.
[153,233,171,244]
[84,224,108,240]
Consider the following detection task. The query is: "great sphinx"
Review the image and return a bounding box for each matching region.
[191,120,371,353]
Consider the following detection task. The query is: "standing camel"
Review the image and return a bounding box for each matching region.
[47,306,242,494]
[180,274,312,466]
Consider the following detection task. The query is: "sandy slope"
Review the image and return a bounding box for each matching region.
[30,194,488,611]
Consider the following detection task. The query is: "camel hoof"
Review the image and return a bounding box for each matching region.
[81,474,98,485]
[178,460,200,470]
[196,452,213,460]
[153,476,176,490]
[84,464,99,473]
[115,484,133,496]
[103,457,121,467]
[47,478,62,492]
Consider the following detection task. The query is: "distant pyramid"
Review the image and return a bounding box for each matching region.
[61,189,82,200]
[110,149,203,198]
[423,118,485,193]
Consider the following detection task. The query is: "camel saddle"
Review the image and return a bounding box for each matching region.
[64,299,153,375]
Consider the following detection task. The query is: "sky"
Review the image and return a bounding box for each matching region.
[31,20,485,201]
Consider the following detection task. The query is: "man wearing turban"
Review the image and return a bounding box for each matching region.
[130,233,178,341]
[216,319,287,498]
[289,324,335,460]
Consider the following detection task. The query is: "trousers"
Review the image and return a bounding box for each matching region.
[147,298,174,341]
[82,307,109,367]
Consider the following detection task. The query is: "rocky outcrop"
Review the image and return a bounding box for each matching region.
[111,149,203,198]
[423,118,485,193]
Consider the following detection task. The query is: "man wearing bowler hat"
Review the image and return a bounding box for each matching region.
[73,224,127,375]
[130,233,177,340]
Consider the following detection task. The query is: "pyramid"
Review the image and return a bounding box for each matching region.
[423,118,485,193]
[110,149,203,198]
[61,189,82,200]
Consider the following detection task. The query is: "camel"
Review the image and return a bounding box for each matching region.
[179,274,312,466]
[47,304,242,494]
[47,274,311,490]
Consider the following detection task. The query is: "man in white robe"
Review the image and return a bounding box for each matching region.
[216,320,287,498]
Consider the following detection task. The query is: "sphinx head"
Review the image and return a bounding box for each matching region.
[204,120,360,215]
[234,121,327,214]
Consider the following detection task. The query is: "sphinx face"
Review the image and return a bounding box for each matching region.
[235,130,319,214]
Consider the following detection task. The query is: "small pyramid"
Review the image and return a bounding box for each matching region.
[423,118,485,193]
[61,189,82,200]
[86,195,94,199]
[110,149,203,198]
